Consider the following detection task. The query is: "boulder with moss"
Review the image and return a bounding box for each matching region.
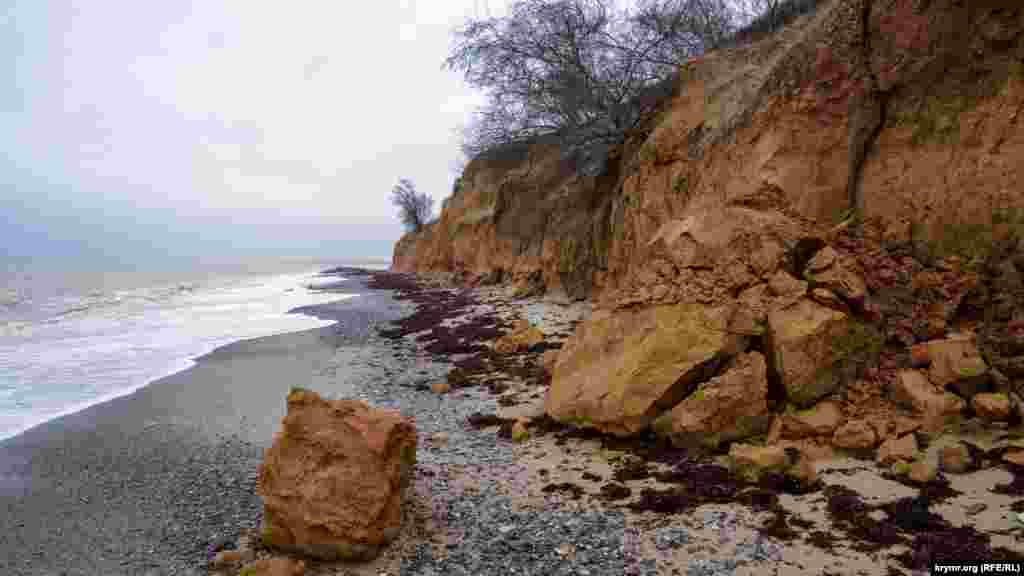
[545,304,747,435]
[653,351,771,449]
[256,388,417,561]
[767,299,879,407]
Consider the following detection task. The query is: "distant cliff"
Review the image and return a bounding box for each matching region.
[393,0,1024,302]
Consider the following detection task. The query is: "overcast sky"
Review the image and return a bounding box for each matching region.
[2,0,512,270]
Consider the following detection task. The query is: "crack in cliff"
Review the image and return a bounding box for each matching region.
[847,0,891,227]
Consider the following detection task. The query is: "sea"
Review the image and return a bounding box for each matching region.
[0,257,389,442]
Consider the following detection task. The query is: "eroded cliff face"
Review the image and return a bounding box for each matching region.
[605,0,1024,301]
[394,0,1024,441]
[394,0,1024,303]
[391,138,620,300]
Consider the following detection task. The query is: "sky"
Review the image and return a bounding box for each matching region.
[2,0,511,270]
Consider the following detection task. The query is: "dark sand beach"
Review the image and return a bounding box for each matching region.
[0,273,408,576]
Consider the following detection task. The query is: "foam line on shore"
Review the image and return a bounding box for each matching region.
[0,279,358,443]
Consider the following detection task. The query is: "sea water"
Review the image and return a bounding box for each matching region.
[0,259,386,441]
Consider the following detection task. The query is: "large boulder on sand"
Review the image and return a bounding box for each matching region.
[653,352,771,449]
[767,299,878,407]
[257,388,417,560]
[545,304,747,436]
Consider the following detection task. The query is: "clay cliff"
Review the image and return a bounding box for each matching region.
[393,0,1024,442]
[392,135,622,300]
[395,0,1022,300]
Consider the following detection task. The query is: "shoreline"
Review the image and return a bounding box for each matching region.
[0,268,361,445]
[0,268,411,576]
[3,266,1022,575]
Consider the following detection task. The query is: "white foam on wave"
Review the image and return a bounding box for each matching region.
[0,290,21,307]
[0,268,357,442]
[0,355,199,441]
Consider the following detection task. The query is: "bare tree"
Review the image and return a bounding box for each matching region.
[391,178,433,233]
[444,0,737,174]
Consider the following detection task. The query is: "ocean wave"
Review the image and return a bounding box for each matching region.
[305,278,349,291]
[54,294,125,318]
[0,290,23,308]
[0,320,33,338]
[0,266,344,441]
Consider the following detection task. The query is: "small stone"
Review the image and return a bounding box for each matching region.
[1004,450,1024,467]
[431,382,451,395]
[971,393,1011,421]
[803,247,866,303]
[877,434,918,466]
[728,444,788,482]
[781,401,843,438]
[806,247,837,272]
[832,420,877,449]
[767,271,807,297]
[430,432,450,445]
[891,461,911,476]
[238,557,306,576]
[909,344,930,368]
[908,459,937,483]
[940,444,972,474]
[965,503,987,516]
[210,549,244,567]
[922,336,990,396]
[655,526,691,550]
[511,421,530,442]
[810,288,843,308]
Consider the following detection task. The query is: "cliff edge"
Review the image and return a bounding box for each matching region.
[394,0,1024,439]
[394,0,1023,302]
